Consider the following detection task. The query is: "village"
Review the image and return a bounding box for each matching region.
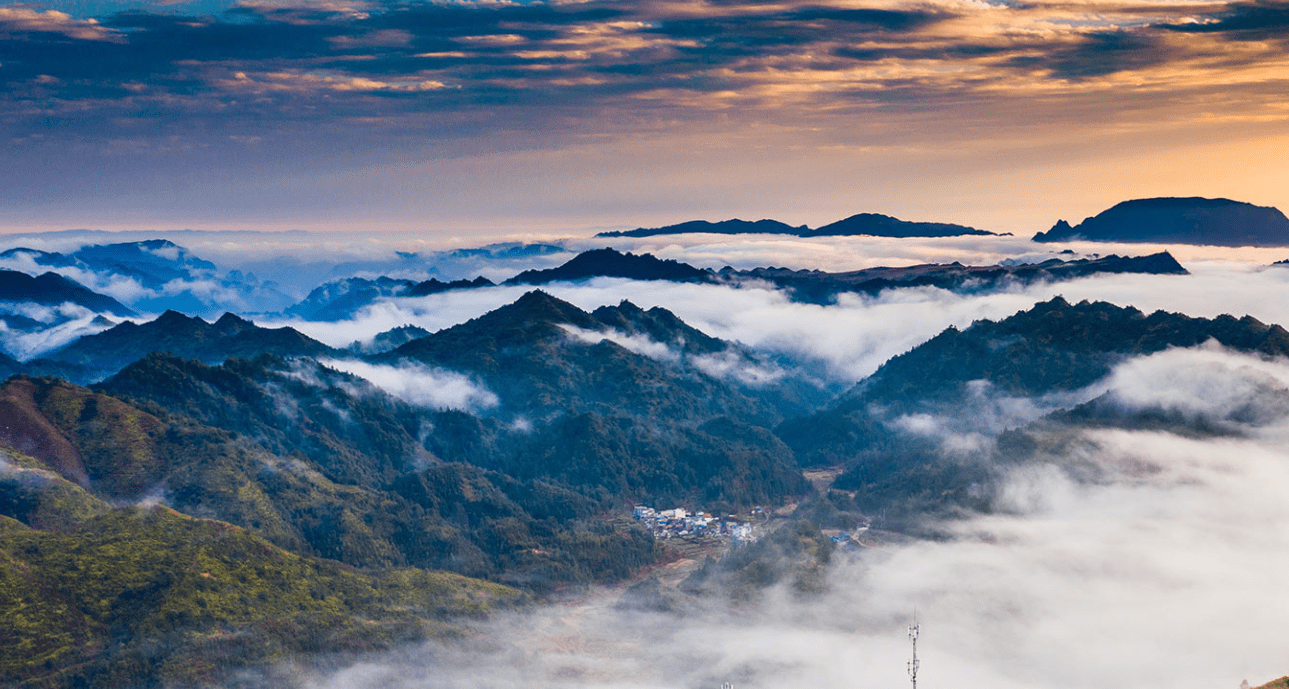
[631,504,766,544]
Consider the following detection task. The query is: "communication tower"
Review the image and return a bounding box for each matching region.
[907,613,920,689]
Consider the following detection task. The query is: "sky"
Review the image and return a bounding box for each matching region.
[4,0,1289,237]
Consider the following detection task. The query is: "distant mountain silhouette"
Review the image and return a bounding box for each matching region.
[811,213,995,237]
[286,276,415,321]
[725,252,1186,304]
[496,248,1187,303]
[72,239,217,288]
[0,239,295,315]
[283,249,720,325]
[1034,197,1289,246]
[349,323,433,354]
[38,310,336,382]
[597,219,803,238]
[283,276,494,322]
[597,214,996,238]
[3,239,215,290]
[404,276,494,297]
[0,270,135,317]
[282,248,1180,318]
[506,248,713,285]
[0,247,78,267]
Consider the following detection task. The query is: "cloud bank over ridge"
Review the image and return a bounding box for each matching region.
[271,255,1289,384]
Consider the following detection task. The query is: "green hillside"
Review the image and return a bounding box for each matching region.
[0,505,520,688]
[776,297,1289,525]
[34,310,337,383]
[0,375,662,587]
[0,291,829,684]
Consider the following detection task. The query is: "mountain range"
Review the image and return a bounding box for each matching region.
[2,197,1281,363]
[26,310,336,384]
[0,270,134,317]
[0,271,133,361]
[3,220,1287,686]
[600,196,1289,246]
[778,296,1289,524]
[597,213,998,238]
[719,251,1186,304]
[506,248,713,285]
[0,243,1197,370]
[0,239,295,316]
[282,248,1189,321]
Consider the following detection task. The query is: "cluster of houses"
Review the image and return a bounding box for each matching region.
[632,505,763,544]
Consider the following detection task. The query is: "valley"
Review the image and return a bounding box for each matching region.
[1,224,1287,688]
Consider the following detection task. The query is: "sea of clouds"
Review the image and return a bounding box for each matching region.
[261,346,1289,689]
[4,229,1289,687]
[268,257,1289,385]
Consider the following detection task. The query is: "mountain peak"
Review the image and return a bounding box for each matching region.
[596,218,803,238]
[213,312,253,334]
[591,300,728,355]
[389,290,598,361]
[508,290,592,321]
[811,213,995,238]
[1047,219,1074,235]
[1034,197,1289,246]
[403,275,494,298]
[155,309,198,325]
[40,309,334,383]
[0,270,136,317]
[505,248,712,286]
[136,238,181,249]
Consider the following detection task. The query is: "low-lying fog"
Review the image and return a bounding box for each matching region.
[262,346,1289,689]
[278,256,1289,383]
[6,231,1288,688]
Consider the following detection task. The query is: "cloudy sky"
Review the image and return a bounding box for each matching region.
[4,0,1289,236]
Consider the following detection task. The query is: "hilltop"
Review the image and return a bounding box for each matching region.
[33,310,336,383]
[1034,197,1289,246]
[776,296,1289,523]
[724,251,1186,304]
[507,248,713,285]
[0,270,135,317]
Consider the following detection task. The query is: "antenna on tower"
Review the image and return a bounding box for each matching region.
[907,611,920,689]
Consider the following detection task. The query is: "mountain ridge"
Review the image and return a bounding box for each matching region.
[506,248,713,285]
[1034,197,1289,246]
[777,296,1289,517]
[0,270,136,318]
[596,213,997,238]
[35,310,336,383]
[275,248,1191,320]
